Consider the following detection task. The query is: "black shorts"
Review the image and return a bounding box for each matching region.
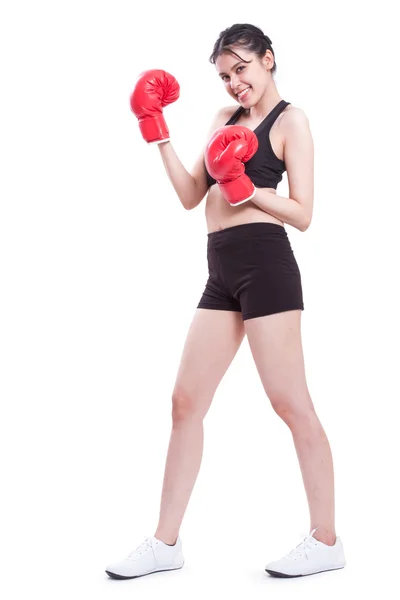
[197,222,304,321]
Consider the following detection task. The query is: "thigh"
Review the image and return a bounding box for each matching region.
[197,243,241,313]
[244,310,312,412]
[240,241,304,321]
[172,308,245,418]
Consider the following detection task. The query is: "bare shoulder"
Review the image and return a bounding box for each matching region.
[219,104,239,118]
[210,104,239,129]
[280,105,311,137]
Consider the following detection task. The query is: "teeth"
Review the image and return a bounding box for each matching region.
[238,87,251,98]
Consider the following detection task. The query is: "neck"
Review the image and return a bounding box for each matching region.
[248,84,282,120]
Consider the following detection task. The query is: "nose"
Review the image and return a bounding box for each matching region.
[230,74,241,91]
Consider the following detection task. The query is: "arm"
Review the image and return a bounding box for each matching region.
[157,107,236,210]
[251,108,314,232]
[157,142,201,210]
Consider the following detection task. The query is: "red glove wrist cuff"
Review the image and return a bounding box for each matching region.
[139,115,169,143]
[219,174,256,206]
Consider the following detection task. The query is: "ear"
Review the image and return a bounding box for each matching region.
[264,48,275,69]
[262,49,274,71]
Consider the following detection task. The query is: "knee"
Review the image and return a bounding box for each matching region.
[171,391,201,422]
[269,390,315,426]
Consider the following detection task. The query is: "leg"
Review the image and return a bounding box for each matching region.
[154,308,245,545]
[244,309,336,545]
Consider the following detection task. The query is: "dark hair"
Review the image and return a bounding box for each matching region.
[209,23,276,76]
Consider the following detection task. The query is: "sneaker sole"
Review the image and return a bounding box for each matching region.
[105,562,184,580]
[265,565,345,578]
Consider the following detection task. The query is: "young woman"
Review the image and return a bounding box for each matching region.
[106,23,346,580]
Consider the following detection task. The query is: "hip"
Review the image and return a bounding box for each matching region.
[206,222,301,283]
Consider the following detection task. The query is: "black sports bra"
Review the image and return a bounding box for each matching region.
[205,100,290,189]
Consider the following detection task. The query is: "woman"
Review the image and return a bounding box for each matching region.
[105,23,346,580]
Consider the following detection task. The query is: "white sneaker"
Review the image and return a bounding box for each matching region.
[265,527,346,578]
[105,535,184,579]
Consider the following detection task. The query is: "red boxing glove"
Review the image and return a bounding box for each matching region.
[205,125,258,206]
[130,69,180,144]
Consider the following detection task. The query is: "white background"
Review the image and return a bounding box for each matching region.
[1,0,399,597]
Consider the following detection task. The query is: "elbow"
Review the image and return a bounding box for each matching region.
[181,196,195,210]
[299,214,312,232]
[183,200,196,211]
[184,194,205,211]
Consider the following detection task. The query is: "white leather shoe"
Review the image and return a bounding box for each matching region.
[265,527,346,578]
[105,535,184,579]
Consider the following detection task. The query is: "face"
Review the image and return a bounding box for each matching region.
[215,47,273,106]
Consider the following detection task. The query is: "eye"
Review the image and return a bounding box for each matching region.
[221,66,245,82]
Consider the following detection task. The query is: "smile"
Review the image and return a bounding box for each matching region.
[237,87,251,99]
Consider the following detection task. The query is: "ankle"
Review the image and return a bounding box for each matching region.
[311,526,336,546]
[154,532,178,546]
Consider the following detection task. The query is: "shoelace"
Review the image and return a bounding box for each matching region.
[286,526,320,561]
[127,536,154,560]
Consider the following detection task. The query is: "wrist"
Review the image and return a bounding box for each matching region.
[157,140,171,151]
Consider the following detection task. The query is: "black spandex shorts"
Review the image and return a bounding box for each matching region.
[197,222,304,321]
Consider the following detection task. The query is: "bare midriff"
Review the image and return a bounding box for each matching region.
[205,185,283,232]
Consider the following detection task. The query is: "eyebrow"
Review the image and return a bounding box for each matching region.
[218,60,246,76]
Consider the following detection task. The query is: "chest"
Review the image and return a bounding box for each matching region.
[235,108,290,163]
